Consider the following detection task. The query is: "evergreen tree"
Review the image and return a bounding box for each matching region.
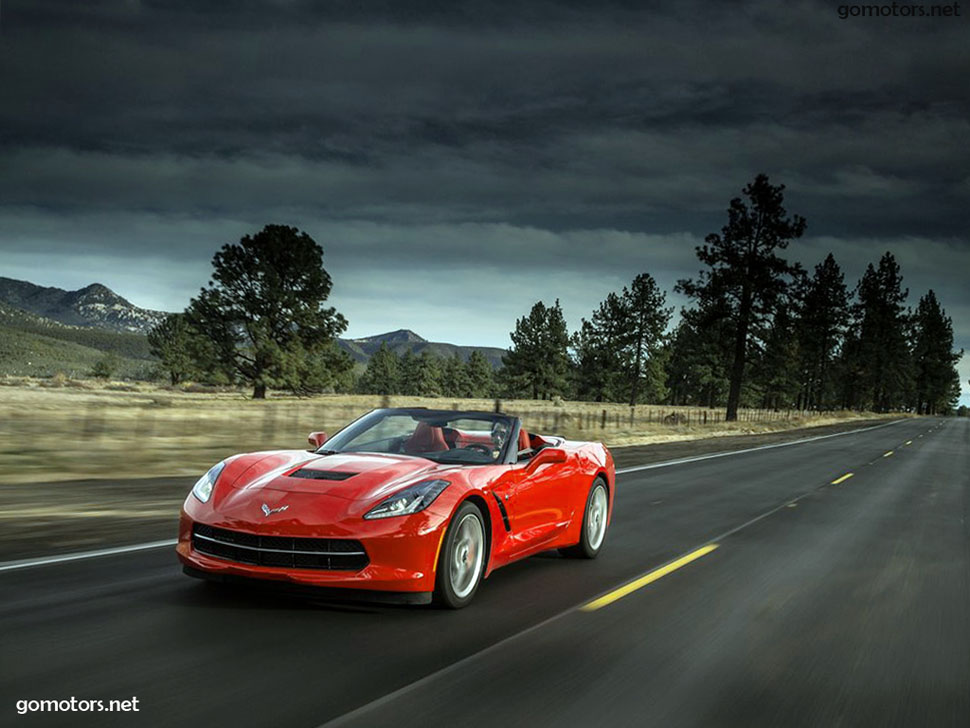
[795,254,850,410]
[147,313,198,385]
[571,293,631,402]
[399,350,442,397]
[911,290,963,414]
[280,340,355,396]
[398,350,420,396]
[465,350,494,398]
[185,224,347,398]
[677,174,805,421]
[623,273,672,405]
[414,351,443,397]
[665,292,734,407]
[503,300,571,400]
[357,343,400,395]
[753,304,800,409]
[851,252,912,412]
[441,353,472,398]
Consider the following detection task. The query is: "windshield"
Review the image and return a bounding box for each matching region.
[322,409,514,465]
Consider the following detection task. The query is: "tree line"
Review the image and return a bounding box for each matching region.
[148,178,963,415]
[500,176,963,417]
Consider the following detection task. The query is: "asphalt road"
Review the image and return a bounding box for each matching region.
[2,417,966,728]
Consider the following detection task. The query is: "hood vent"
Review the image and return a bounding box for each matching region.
[289,469,358,481]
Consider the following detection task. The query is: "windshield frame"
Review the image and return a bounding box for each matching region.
[318,408,520,465]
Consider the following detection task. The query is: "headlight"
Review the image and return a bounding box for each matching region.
[192,461,226,503]
[363,479,450,520]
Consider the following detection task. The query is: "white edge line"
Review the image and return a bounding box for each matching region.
[615,418,906,475]
[0,539,177,572]
[0,417,910,573]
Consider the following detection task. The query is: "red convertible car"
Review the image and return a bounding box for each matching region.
[177,408,614,608]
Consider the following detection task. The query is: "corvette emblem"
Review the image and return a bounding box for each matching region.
[261,503,289,517]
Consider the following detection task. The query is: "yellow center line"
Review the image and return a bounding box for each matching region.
[580,544,719,612]
[831,473,854,485]
[883,451,894,458]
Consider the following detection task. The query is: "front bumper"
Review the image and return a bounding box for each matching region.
[176,500,448,595]
[181,566,433,604]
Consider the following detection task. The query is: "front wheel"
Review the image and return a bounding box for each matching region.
[433,502,486,608]
[560,477,609,559]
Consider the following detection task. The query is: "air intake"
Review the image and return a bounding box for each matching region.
[289,469,357,481]
[192,524,368,571]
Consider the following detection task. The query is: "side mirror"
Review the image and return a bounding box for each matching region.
[308,431,328,450]
[525,447,567,474]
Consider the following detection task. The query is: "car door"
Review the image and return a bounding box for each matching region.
[502,453,570,554]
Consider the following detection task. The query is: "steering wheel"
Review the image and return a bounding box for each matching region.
[464,443,493,457]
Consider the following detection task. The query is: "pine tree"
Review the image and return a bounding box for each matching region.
[357,343,400,395]
[398,350,420,396]
[147,313,198,385]
[795,254,850,410]
[503,300,571,400]
[851,252,912,412]
[185,224,347,398]
[624,273,672,405]
[441,353,472,398]
[399,350,442,397]
[753,304,800,409]
[665,292,734,407]
[677,174,805,421]
[571,292,631,402]
[465,350,494,398]
[911,290,963,414]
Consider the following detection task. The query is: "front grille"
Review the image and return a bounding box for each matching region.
[289,469,358,481]
[192,524,368,571]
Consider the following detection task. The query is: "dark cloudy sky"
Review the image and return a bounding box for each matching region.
[1,1,968,403]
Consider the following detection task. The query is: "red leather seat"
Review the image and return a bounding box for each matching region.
[404,422,448,454]
[517,427,531,454]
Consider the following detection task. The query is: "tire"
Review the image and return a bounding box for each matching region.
[560,477,609,559]
[433,501,487,609]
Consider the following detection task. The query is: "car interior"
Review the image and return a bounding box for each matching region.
[402,420,557,462]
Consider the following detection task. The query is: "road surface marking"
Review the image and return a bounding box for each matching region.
[0,539,177,573]
[316,450,889,728]
[580,545,719,612]
[616,419,905,475]
[883,451,894,458]
[905,440,912,445]
[831,473,854,485]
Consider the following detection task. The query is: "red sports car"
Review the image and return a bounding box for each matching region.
[177,407,614,608]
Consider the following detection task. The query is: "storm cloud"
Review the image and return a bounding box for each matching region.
[1,0,967,400]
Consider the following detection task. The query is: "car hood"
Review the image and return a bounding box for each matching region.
[230,451,459,503]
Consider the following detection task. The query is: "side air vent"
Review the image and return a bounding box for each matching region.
[289,469,358,481]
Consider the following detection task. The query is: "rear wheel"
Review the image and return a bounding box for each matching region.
[433,501,486,609]
[560,477,609,559]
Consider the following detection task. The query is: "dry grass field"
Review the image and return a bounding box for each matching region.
[0,376,901,484]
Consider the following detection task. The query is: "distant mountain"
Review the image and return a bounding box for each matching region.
[338,329,506,368]
[0,278,507,370]
[351,329,427,345]
[0,276,166,334]
[0,301,155,378]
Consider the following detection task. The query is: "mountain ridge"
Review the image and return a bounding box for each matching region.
[0,276,166,334]
[0,277,506,369]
